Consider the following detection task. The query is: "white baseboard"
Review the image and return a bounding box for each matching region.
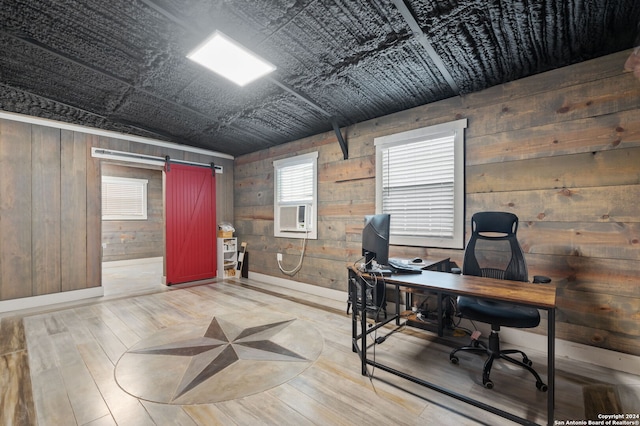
[249,272,346,302]
[0,287,104,314]
[248,272,639,375]
[500,327,640,376]
[102,256,163,268]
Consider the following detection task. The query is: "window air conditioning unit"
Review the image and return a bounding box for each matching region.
[279,204,310,232]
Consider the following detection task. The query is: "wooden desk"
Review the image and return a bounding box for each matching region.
[348,266,557,426]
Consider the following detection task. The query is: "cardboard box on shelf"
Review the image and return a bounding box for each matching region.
[217,230,233,238]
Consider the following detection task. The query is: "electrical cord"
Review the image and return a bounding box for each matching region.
[277,230,309,276]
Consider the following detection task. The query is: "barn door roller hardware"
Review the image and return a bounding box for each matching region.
[91,148,223,174]
[164,156,217,176]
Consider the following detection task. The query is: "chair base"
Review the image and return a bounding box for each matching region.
[450,330,548,391]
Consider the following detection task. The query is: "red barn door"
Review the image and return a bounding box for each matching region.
[165,163,217,284]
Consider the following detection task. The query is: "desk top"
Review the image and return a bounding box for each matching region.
[348,266,556,309]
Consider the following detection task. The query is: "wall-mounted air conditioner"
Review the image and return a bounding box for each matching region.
[278,204,310,232]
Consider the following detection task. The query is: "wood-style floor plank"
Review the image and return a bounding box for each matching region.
[83,414,117,426]
[60,359,110,424]
[0,316,36,426]
[87,304,142,348]
[269,383,359,426]
[0,316,26,354]
[76,341,155,426]
[182,402,239,425]
[141,400,198,426]
[83,316,128,364]
[230,391,316,426]
[31,367,76,426]
[0,350,36,426]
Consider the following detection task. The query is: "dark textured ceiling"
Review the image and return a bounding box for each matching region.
[1,1,639,157]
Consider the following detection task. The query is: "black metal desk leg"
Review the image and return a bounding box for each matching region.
[395,284,401,325]
[437,293,444,337]
[349,276,357,353]
[360,289,368,375]
[547,308,555,426]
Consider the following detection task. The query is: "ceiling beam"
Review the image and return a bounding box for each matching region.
[268,77,348,158]
[392,0,460,94]
[266,77,332,117]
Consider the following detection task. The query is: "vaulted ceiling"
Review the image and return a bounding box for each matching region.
[1,0,639,157]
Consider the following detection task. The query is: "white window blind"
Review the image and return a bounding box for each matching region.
[102,176,148,220]
[381,133,455,237]
[375,119,467,249]
[277,162,314,203]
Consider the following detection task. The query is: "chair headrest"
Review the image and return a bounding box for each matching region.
[471,212,518,236]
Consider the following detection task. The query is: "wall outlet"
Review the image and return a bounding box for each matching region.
[277,253,283,261]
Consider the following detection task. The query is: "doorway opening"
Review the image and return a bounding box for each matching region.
[101,162,165,297]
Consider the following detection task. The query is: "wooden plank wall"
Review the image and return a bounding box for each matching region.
[101,164,163,262]
[0,119,233,301]
[0,122,101,299]
[234,49,640,356]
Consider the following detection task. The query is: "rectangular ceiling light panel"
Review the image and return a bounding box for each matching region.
[187,31,276,86]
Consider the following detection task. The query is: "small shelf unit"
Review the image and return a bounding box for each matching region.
[217,237,237,278]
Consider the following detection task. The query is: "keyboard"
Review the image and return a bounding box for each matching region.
[387,259,423,274]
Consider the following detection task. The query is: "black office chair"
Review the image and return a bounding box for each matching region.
[449,211,550,391]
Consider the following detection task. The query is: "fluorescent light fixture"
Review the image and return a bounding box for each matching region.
[187,31,276,86]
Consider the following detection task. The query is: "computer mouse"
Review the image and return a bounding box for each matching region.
[411,257,423,263]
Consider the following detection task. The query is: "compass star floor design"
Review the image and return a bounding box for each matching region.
[115,312,323,404]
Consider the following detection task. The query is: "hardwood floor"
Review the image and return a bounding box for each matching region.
[1,272,639,425]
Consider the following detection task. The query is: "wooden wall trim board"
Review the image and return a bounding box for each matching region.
[31,125,61,296]
[234,49,640,357]
[0,120,33,300]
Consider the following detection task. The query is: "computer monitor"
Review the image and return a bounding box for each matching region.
[362,214,390,269]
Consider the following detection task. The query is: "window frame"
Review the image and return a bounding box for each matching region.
[374,119,467,249]
[273,151,318,239]
[101,176,148,221]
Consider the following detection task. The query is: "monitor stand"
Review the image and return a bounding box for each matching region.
[363,266,392,276]
[362,252,392,276]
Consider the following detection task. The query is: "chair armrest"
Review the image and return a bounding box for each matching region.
[533,275,551,284]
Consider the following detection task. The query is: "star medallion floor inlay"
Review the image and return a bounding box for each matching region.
[115,312,323,404]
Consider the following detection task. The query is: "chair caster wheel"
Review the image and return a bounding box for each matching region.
[483,379,494,389]
[536,382,548,392]
[450,356,459,365]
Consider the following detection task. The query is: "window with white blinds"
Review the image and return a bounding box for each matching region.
[276,162,314,203]
[102,176,148,220]
[273,151,318,239]
[375,119,467,249]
